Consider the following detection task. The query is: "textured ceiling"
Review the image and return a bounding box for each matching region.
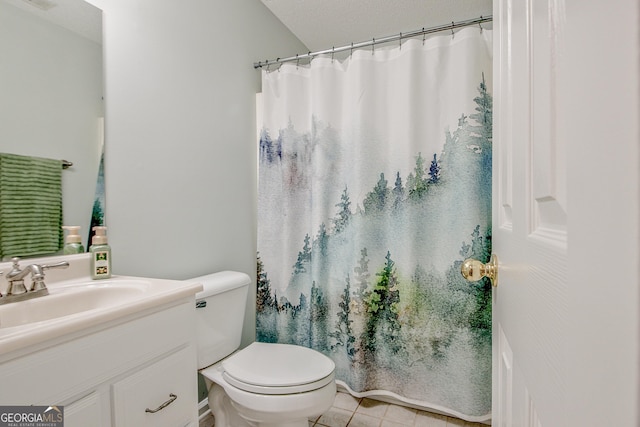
[260,0,492,52]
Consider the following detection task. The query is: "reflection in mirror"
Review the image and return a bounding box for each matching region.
[0,0,103,260]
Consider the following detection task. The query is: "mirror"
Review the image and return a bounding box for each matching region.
[0,0,103,259]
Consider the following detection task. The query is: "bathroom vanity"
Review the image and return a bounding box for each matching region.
[0,254,203,427]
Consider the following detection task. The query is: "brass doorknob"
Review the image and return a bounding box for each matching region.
[461,254,498,287]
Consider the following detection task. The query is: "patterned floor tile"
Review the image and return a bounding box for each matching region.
[356,398,389,418]
[317,406,354,427]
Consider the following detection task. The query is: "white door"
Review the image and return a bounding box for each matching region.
[492,0,640,426]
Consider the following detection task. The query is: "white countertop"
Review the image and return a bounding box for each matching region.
[0,253,203,358]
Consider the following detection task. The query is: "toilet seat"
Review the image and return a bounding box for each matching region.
[221,342,335,395]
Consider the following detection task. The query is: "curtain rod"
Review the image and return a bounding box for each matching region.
[253,15,492,69]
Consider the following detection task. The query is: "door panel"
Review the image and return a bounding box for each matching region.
[529,0,567,244]
[493,0,568,425]
[495,326,513,426]
[493,0,640,426]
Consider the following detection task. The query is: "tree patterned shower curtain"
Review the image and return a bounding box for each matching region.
[257,27,493,422]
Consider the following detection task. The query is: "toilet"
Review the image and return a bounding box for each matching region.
[193,271,336,427]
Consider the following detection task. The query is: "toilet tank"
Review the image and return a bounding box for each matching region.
[190,271,251,369]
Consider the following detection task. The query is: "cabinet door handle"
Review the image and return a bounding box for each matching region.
[145,393,177,413]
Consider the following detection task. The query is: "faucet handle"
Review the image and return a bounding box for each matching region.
[6,257,27,295]
[41,261,70,271]
[31,277,48,293]
[30,261,68,293]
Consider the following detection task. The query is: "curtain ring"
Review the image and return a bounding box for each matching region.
[331,47,335,63]
[399,32,402,50]
[296,54,299,69]
[350,42,354,58]
[372,38,375,55]
[479,18,483,33]
[422,28,426,45]
[451,21,455,39]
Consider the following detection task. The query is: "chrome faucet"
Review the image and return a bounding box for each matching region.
[1,257,69,305]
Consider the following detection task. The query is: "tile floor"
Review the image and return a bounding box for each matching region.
[199,391,489,427]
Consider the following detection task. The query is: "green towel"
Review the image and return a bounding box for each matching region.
[0,153,63,258]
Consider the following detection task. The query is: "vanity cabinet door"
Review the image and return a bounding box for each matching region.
[112,346,197,427]
[64,391,108,427]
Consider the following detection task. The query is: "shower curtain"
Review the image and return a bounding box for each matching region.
[257,27,493,421]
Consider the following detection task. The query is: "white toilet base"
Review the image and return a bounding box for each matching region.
[204,365,336,427]
[209,383,254,427]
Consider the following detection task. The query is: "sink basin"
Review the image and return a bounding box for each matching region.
[0,280,151,330]
[0,253,203,357]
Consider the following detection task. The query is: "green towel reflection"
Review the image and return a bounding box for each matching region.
[0,153,63,258]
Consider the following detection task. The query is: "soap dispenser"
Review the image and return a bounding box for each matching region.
[90,226,111,279]
[62,226,85,254]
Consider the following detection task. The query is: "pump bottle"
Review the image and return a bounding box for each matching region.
[90,226,111,279]
[62,226,84,254]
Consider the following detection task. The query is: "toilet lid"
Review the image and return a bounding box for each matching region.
[221,342,335,394]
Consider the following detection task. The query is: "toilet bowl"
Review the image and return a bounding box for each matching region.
[192,272,336,427]
[201,342,336,427]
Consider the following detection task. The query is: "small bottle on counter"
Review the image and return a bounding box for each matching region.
[89,226,111,279]
[62,225,85,254]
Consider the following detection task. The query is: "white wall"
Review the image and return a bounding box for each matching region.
[563,1,640,424]
[93,0,306,346]
[0,1,103,248]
